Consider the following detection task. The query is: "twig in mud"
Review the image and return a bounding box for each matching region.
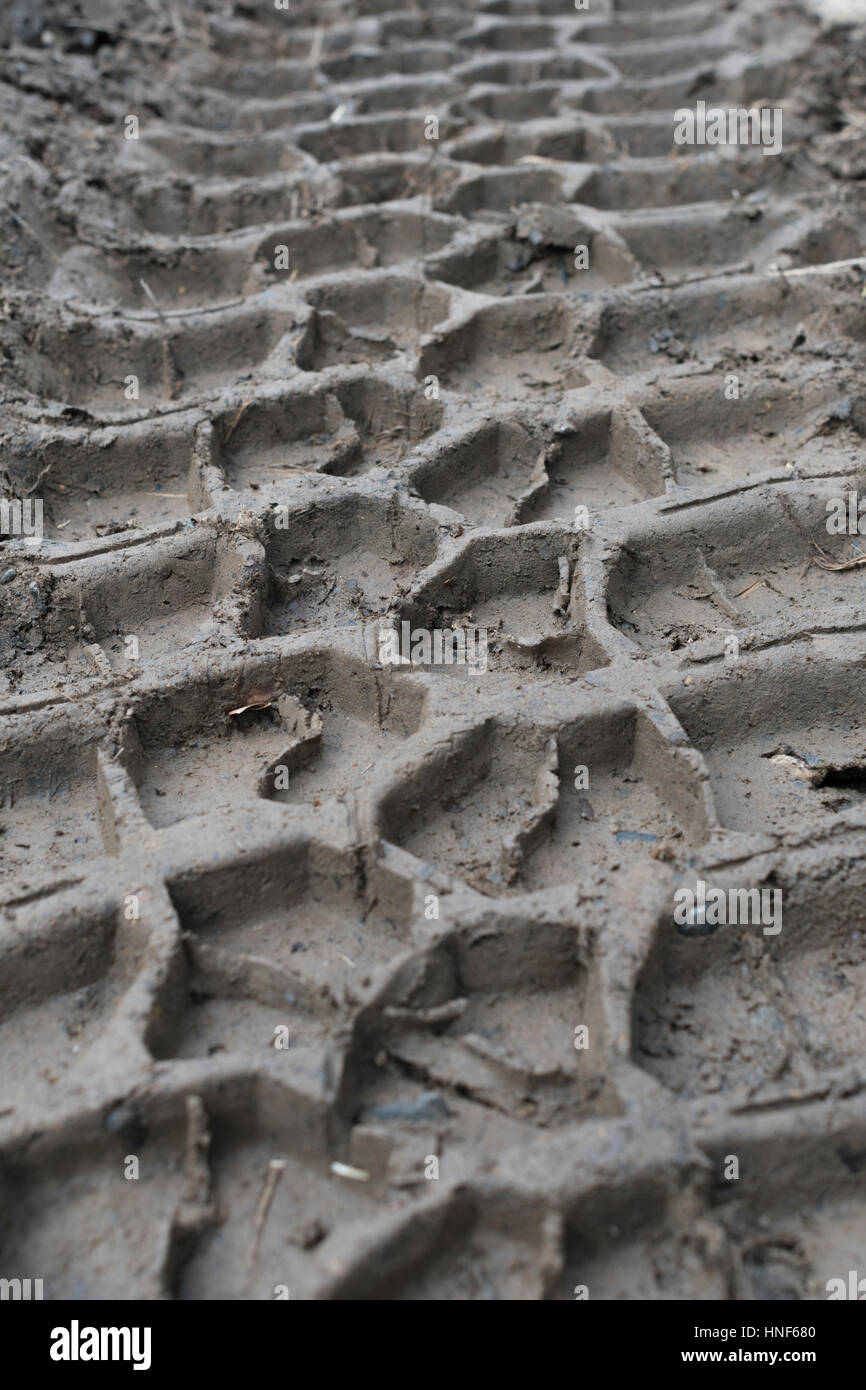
[768,256,866,279]
[140,279,183,401]
[7,209,58,265]
[248,1159,287,1269]
[308,28,324,66]
[24,461,54,496]
[58,19,172,47]
[330,1161,369,1182]
[223,398,253,443]
[735,578,767,599]
[631,261,753,293]
[811,540,866,571]
[139,278,168,326]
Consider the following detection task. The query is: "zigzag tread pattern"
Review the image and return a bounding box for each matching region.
[0,0,865,1300]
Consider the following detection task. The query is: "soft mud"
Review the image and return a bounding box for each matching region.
[0,0,865,1301]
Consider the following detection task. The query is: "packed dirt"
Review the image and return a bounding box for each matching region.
[1,0,866,1300]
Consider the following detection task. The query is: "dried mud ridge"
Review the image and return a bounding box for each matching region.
[1,0,866,1300]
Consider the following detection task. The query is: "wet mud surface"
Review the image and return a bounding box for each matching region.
[1,0,866,1300]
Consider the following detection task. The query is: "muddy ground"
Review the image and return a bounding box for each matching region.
[1,0,866,1300]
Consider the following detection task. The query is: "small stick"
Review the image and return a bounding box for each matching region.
[768,256,866,278]
[248,1159,287,1269]
[140,279,182,401]
[308,28,324,66]
[223,398,253,443]
[811,541,866,571]
[7,208,58,265]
